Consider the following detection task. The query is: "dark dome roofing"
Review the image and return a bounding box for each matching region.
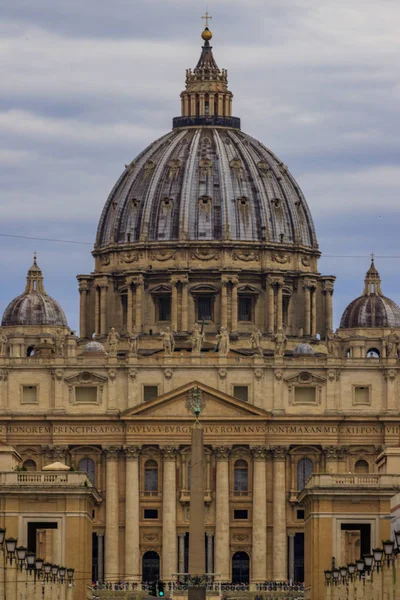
[340,260,400,328]
[1,257,68,327]
[95,127,318,249]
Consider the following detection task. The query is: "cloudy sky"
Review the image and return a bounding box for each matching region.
[1,0,399,332]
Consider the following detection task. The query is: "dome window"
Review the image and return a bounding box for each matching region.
[366,348,380,359]
[271,198,282,210]
[238,197,249,207]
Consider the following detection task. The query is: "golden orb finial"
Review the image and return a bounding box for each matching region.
[201,27,212,41]
[201,11,212,41]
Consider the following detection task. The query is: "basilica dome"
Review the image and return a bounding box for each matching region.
[95,31,317,251]
[2,257,68,328]
[340,260,400,329]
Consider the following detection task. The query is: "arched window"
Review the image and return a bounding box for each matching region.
[234,459,248,492]
[355,459,369,474]
[78,458,95,484]
[366,348,380,358]
[144,459,158,492]
[23,459,36,472]
[142,550,160,582]
[297,457,313,490]
[26,346,35,357]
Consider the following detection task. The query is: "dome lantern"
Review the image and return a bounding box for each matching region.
[173,15,240,130]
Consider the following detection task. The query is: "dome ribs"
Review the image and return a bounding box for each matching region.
[95,127,319,249]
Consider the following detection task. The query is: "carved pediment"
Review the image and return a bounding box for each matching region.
[284,372,326,386]
[150,285,172,295]
[238,285,259,295]
[64,371,108,385]
[122,381,269,419]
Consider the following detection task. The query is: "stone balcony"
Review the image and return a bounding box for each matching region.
[302,473,400,491]
[0,471,93,486]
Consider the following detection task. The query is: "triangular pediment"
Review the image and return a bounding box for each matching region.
[122,381,269,419]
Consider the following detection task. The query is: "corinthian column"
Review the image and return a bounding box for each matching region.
[272,446,288,581]
[161,447,178,580]
[171,278,178,332]
[126,278,134,333]
[323,280,334,333]
[78,281,88,338]
[251,447,268,583]
[181,277,189,332]
[221,278,228,329]
[276,283,283,331]
[311,286,317,337]
[267,280,275,334]
[303,283,311,336]
[104,446,120,581]
[231,277,238,332]
[214,447,230,581]
[124,446,141,582]
[99,280,108,335]
[134,275,144,333]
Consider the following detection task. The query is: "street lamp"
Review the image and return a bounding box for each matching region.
[373,547,384,572]
[356,558,365,579]
[67,567,75,585]
[383,539,395,564]
[339,566,348,582]
[324,570,332,585]
[394,531,400,553]
[332,568,340,584]
[43,562,52,582]
[16,545,27,570]
[26,551,35,573]
[58,566,66,582]
[51,564,59,582]
[0,528,5,547]
[363,554,373,572]
[5,537,17,565]
[348,563,356,580]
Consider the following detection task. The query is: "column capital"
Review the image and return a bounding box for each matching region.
[161,446,179,460]
[269,276,284,288]
[125,276,135,286]
[271,446,288,460]
[206,531,214,539]
[303,278,317,290]
[96,277,109,289]
[78,281,89,293]
[178,532,186,539]
[103,445,121,461]
[124,446,141,460]
[132,274,144,286]
[323,445,346,459]
[251,446,269,460]
[43,445,69,462]
[214,446,231,460]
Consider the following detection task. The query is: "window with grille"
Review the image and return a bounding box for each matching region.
[233,386,249,402]
[144,460,158,492]
[297,457,313,491]
[143,386,158,402]
[158,297,171,321]
[238,297,252,321]
[78,458,95,484]
[197,296,212,321]
[234,460,248,492]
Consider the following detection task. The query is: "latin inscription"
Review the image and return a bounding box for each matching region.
[1,424,399,436]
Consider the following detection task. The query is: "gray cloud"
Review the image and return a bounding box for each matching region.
[1,0,400,331]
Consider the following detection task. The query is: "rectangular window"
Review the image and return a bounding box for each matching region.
[75,387,97,404]
[143,385,158,402]
[197,296,212,321]
[354,386,370,405]
[21,386,38,404]
[238,296,252,321]
[297,509,305,520]
[233,385,249,402]
[144,509,158,519]
[234,509,248,520]
[158,297,171,322]
[294,387,316,404]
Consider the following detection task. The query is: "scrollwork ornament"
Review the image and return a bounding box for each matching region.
[218,368,227,380]
[254,368,263,381]
[164,368,173,380]
[119,252,141,264]
[0,369,8,382]
[128,368,137,381]
[274,369,283,381]
[51,369,64,382]
[327,369,340,382]
[233,534,248,542]
[214,446,230,460]
[124,446,141,461]
[301,256,311,267]
[384,369,397,382]
[104,446,120,461]
[99,255,111,266]
[108,369,117,381]
[161,446,178,460]
[150,250,176,262]
[233,251,259,262]
[271,446,288,460]
[251,446,269,460]
[271,251,290,264]
[191,249,218,261]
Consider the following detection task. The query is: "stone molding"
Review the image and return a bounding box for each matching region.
[323,445,346,460]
